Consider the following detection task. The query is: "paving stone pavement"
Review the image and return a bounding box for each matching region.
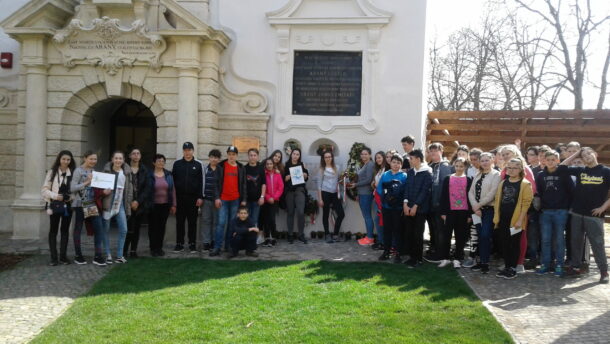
[0,255,109,344]
[1,229,609,344]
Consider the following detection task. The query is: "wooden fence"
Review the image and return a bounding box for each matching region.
[426,110,610,165]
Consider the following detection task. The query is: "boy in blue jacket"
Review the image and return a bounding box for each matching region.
[402,149,433,268]
[377,154,408,263]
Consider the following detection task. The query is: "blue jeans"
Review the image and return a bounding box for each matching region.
[358,194,375,238]
[374,200,384,244]
[476,207,495,264]
[247,201,261,227]
[540,209,568,267]
[215,199,240,250]
[91,215,105,258]
[102,204,128,258]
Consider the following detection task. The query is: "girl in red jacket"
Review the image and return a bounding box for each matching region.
[260,158,284,247]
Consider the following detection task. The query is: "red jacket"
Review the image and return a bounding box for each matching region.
[264,170,284,201]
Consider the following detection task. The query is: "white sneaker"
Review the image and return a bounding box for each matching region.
[453,260,461,268]
[516,264,525,274]
[106,255,113,265]
[438,260,451,268]
[256,235,264,245]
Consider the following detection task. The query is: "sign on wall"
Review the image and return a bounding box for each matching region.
[53,17,167,75]
[292,51,362,116]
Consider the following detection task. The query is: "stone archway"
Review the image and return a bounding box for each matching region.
[59,82,167,164]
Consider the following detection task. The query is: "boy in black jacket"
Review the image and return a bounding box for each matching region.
[228,206,259,258]
[172,142,204,253]
[402,149,433,268]
[425,143,452,262]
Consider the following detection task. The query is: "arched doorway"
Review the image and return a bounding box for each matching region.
[86,99,157,169]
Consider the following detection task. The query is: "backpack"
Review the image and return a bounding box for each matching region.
[382,179,403,207]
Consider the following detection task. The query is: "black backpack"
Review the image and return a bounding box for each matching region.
[382,179,403,207]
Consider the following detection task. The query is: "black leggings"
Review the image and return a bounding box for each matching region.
[49,212,72,261]
[149,204,170,252]
[439,211,470,260]
[124,211,146,254]
[260,202,278,238]
[321,191,345,235]
[500,221,522,269]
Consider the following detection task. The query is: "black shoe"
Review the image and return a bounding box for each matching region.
[158,249,166,257]
[600,271,609,284]
[481,264,490,274]
[496,268,509,278]
[92,256,107,267]
[48,260,58,266]
[325,235,335,244]
[503,269,517,279]
[246,251,259,257]
[228,251,238,259]
[129,251,138,259]
[288,235,294,244]
[392,255,402,264]
[151,250,159,257]
[271,239,277,246]
[471,263,483,271]
[563,267,583,278]
[173,244,184,252]
[405,258,418,269]
[203,243,211,251]
[423,254,441,264]
[298,236,308,244]
[378,251,390,261]
[189,244,197,253]
[74,255,87,265]
[209,249,221,257]
[59,258,71,265]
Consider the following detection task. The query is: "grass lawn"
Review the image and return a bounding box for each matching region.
[31,259,512,344]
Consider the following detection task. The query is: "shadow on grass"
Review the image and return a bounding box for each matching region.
[86,258,476,303]
[300,260,479,302]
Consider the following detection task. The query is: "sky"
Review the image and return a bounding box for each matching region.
[425,0,610,110]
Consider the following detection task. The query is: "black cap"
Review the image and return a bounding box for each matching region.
[182,142,194,150]
[227,146,238,154]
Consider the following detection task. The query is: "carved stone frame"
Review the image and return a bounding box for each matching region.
[267,0,391,134]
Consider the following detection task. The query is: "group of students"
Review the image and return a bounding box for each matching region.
[373,138,609,284]
[41,138,610,284]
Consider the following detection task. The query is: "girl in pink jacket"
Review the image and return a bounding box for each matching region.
[260,158,284,246]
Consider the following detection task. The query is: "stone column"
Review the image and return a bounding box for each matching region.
[175,38,201,158]
[12,36,48,240]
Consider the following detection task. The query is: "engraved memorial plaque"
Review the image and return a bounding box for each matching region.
[53,17,167,75]
[232,137,260,153]
[292,51,362,116]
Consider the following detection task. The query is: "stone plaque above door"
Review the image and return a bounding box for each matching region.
[53,16,167,75]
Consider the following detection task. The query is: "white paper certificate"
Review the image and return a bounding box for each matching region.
[289,166,305,185]
[91,171,116,190]
[510,227,522,236]
[471,214,482,225]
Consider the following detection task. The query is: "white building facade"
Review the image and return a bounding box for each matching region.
[0,0,427,241]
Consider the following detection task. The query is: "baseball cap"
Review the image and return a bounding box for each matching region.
[182,142,194,150]
[227,146,238,154]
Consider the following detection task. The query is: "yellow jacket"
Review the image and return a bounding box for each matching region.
[493,178,533,230]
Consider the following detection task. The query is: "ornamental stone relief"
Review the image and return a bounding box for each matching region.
[53,16,167,75]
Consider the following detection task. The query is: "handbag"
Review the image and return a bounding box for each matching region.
[82,201,99,218]
[47,200,67,216]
